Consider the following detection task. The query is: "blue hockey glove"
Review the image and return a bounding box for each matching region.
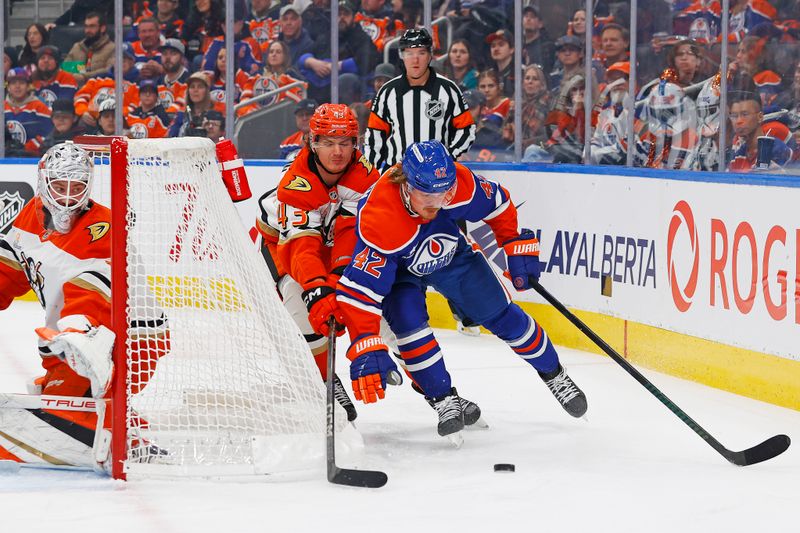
[503,230,542,291]
[347,335,400,404]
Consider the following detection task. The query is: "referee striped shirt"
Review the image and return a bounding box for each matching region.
[365,67,476,169]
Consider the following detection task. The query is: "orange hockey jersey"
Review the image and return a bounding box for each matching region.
[255,146,380,289]
[0,198,169,394]
[73,77,137,119]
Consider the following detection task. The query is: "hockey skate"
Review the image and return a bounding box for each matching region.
[539,364,587,418]
[427,387,466,447]
[333,374,358,422]
[413,381,487,428]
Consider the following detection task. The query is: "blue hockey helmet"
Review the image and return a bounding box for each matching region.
[402,140,456,194]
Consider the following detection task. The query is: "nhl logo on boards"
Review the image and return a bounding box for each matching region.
[425,99,444,120]
[0,191,24,234]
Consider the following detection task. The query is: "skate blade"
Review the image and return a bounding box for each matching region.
[466,417,489,430]
[456,326,481,337]
[446,432,464,448]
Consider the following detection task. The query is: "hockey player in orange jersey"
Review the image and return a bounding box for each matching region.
[256,104,384,421]
[0,143,168,469]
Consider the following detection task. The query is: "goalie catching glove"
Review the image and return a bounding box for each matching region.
[503,230,542,291]
[35,316,115,398]
[302,279,345,337]
[347,335,402,404]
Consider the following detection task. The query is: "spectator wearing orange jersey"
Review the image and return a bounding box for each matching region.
[208,47,253,105]
[168,70,225,137]
[127,79,172,139]
[355,0,401,52]
[238,41,306,117]
[247,0,283,55]
[159,38,190,115]
[74,44,139,128]
[31,46,79,109]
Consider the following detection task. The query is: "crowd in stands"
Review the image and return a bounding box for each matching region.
[4,0,800,172]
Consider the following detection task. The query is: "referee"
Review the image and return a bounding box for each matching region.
[364,28,476,171]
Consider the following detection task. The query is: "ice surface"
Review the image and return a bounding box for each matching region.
[1,301,798,532]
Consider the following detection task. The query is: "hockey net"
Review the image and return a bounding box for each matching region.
[75,136,330,479]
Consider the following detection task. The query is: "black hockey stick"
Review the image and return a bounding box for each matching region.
[326,318,388,487]
[531,280,790,466]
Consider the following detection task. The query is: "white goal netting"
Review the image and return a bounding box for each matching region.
[83,137,331,477]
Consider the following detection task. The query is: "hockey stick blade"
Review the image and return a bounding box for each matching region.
[531,280,791,466]
[329,466,388,488]
[326,317,388,488]
[726,434,791,467]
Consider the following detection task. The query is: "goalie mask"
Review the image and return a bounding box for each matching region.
[646,80,695,136]
[696,78,721,138]
[37,143,94,233]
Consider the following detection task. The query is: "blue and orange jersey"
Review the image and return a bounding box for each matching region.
[4,97,52,155]
[32,71,79,108]
[279,130,306,159]
[130,40,162,64]
[336,163,519,340]
[126,104,171,138]
[724,0,777,43]
[677,0,721,41]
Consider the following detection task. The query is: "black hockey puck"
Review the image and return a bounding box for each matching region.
[493,463,515,473]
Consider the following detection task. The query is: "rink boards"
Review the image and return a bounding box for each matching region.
[2,159,798,410]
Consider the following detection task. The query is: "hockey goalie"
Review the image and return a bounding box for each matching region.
[0,143,168,470]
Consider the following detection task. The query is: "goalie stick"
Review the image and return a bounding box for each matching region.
[531,280,791,466]
[326,318,388,488]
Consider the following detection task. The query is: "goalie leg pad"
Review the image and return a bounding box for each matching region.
[0,407,97,468]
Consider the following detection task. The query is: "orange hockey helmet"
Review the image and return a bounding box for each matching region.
[309,103,359,139]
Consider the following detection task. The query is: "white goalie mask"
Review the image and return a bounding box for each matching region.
[37,143,94,233]
[696,79,721,138]
[646,80,695,136]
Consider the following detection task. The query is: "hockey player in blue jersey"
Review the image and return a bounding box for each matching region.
[336,139,587,438]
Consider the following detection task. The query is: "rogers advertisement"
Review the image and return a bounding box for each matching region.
[470,172,800,361]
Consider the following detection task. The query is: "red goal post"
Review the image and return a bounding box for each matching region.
[73,136,329,480]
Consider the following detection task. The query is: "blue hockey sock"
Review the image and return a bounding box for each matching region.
[396,324,451,398]
[483,304,559,374]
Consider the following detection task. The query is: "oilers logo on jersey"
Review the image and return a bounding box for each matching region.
[407,233,459,276]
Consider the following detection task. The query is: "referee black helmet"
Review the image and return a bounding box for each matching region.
[399,28,433,51]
